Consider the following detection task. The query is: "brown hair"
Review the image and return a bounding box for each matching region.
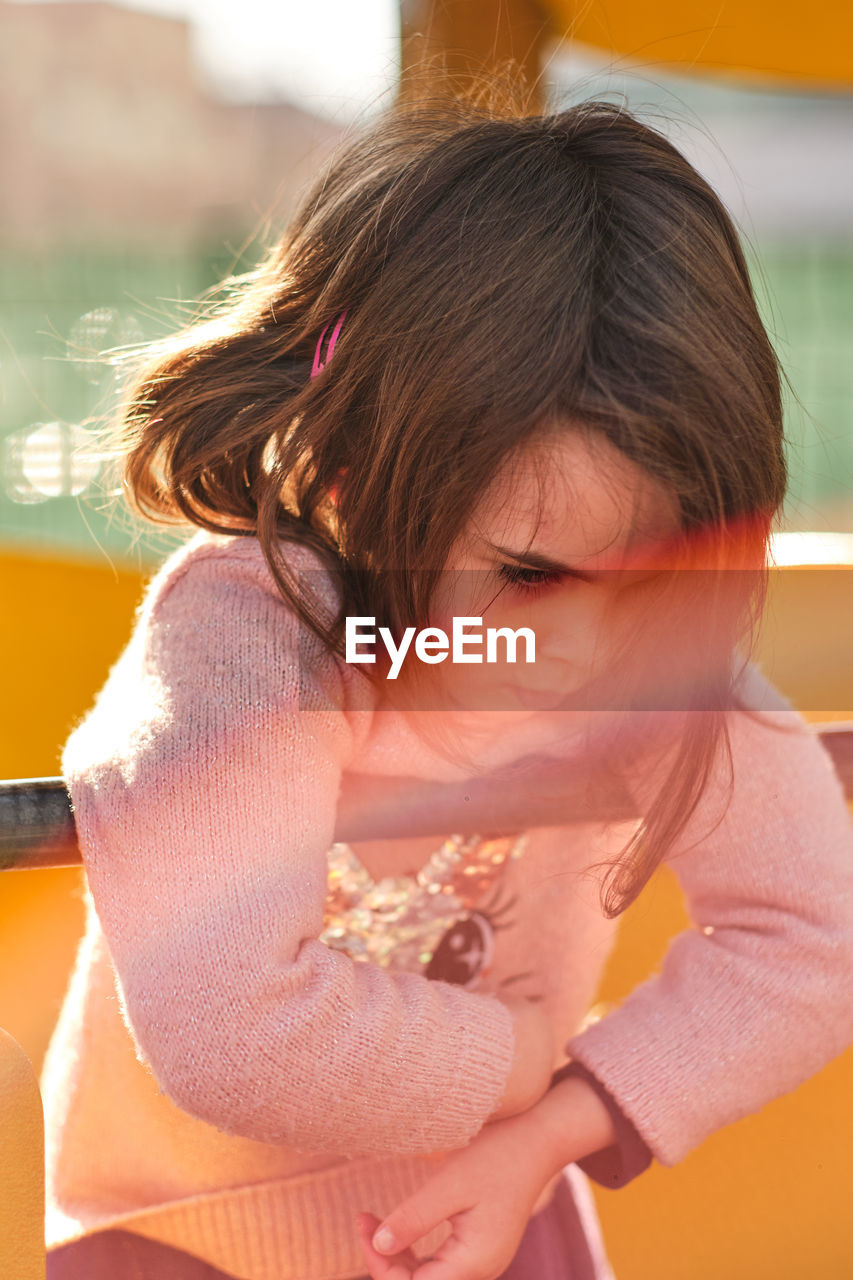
[109,94,790,916]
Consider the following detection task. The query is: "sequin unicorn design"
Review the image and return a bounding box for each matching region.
[320,833,528,990]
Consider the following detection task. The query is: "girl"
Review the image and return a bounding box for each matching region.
[43,97,853,1280]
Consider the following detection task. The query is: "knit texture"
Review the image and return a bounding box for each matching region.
[43,530,853,1280]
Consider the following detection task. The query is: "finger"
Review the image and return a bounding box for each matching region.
[414,1206,526,1280]
[357,1212,419,1278]
[355,1214,378,1280]
[370,1173,472,1259]
[395,1212,500,1280]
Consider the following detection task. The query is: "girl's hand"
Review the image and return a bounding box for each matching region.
[354,1110,559,1280]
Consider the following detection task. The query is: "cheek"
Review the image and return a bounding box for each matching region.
[510,593,613,675]
[428,569,492,631]
[426,589,457,636]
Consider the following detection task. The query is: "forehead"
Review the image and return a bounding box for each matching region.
[471,428,681,564]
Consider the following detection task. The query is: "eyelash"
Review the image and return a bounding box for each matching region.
[497,563,566,594]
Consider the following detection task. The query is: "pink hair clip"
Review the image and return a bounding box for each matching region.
[310,311,347,379]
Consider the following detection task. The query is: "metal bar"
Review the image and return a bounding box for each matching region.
[3,722,851,873]
[0,778,79,871]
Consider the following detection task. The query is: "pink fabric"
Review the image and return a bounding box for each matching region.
[47,1231,240,1279]
[46,1167,612,1280]
[43,529,853,1280]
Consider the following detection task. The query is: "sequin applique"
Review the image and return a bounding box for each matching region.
[320,833,527,990]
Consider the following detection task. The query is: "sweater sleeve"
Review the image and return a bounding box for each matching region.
[564,661,853,1169]
[62,542,516,1158]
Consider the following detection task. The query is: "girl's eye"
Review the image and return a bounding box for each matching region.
[497,563,565,593]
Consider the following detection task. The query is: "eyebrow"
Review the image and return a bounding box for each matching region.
[486,541,600,582]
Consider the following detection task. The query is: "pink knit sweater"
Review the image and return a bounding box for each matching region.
[43,530,853,1279]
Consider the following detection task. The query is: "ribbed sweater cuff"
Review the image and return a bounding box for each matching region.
[46,1155,457,1280]
[549,1060,653,1189]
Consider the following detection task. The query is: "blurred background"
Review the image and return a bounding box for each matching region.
[1,3,852,1277]
[1,0,852,563]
